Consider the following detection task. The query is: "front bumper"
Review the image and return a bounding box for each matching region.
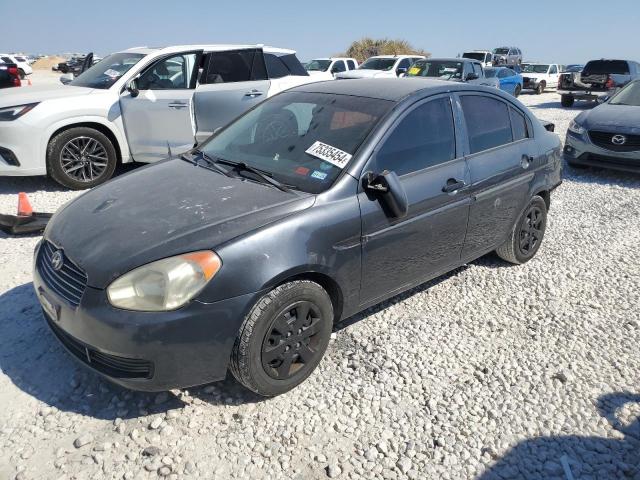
[564,132,640,173]
[33,242,260,391]
[0,118,46,175]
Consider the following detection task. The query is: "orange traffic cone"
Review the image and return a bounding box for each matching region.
[17,192,33,217]
[27,79,32,86]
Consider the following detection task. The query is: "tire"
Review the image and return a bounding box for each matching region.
[230,280,334,397]
[535,82,546,95]
[18,69,25,80]
[561,95,575,108]
[47,127,118,190]
[514,85,522,98]
[496,196,547,265]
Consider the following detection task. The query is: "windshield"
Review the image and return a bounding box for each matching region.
[359,58,396,71]
[15,56,26,62]
[306,59,331,72]
[493,48,509,55]
[583,60,630,75]
[407,60,463,80]
[199,91,392,194]
[609,81,640,106]
[484,68,497,78]
[523,64,550,74]
[566,64,583,73]
[69,52,144,89]
[463,52,486,61]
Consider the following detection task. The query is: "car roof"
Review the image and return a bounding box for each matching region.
[369,55,423,59]
[123,44,295,55]
[288,77,483,102]
[427,57,479,64]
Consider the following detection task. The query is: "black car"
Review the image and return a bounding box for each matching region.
[34,79,562,396]
[564,79,640,173]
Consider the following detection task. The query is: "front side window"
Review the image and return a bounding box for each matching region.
[407,60,463,80]
[375,97,456,176]
[359,58,396,71]
[461,95,513,154]
[331,60,346,73]
[346,60,356,70]
[70,52,144,89]
[138,53,198,90]
[498,69,512,78]
[485,68,497,78]
[306,59,331,72]
[203,50,258,84]
[200,92,392,194]
[549,65,558,74]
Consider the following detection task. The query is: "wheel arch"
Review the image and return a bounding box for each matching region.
[47,121,124,165]
[533,188,550,210]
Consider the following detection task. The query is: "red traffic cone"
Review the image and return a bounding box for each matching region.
[17,192,33,217]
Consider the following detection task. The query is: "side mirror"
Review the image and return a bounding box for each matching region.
[363,170,408,218]
[396,67,407,76]
[126,78,139,98]
[465,72,479,81]
[59,73,74,85]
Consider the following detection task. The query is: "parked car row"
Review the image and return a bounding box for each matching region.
[0,62,21,89]
[462,47,523,67]
[0,53,33,79]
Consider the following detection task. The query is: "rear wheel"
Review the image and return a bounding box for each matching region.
[18,69,25,80]
[47,127,118,190]
[230,280,333,396]
[561,95,575,108]
[514,84,522,97]
[535,82,546,95]
[496,196,547,264]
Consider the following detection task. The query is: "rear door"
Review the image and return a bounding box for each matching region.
[119,51,201,163]
[456,93,538,259]
[193,49,270,143]
[359,95,471,304]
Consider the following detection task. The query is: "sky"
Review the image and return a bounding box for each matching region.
[2,0,638,65]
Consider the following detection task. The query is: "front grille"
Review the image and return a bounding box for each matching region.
[45,314,153,379]
[37,241,87,307]
[589,130,640,152]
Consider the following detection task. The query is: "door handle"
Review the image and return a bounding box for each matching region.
[244,89,264,97]
[168,101,188,109]
[442,178,466,193]
[521,155,534,169]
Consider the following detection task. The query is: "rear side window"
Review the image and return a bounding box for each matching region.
[461,96,513,154]
[510,107,529,141]
[265,54,290,78]
[203,50,256,84]
[583,60,630,75]
[1,57,12,63]
[347,60,356,70]
[376,97,456,176]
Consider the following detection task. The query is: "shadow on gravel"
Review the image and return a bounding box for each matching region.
[0,283,263,420]
[477,391,640,480]
[526,100,594,111]
[0,163,140,195]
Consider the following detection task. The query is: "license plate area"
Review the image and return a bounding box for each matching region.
[39,289,60,321]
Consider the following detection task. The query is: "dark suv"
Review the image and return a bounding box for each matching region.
[35,79,562,396]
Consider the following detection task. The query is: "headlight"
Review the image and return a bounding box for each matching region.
[568,120,586,135]
[0,103,39,121]
[107,251,222,311]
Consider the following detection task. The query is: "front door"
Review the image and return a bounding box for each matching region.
[120,51,201,163]
[193,49,271,143]
[457,93,538,260]
[359,95,471,304]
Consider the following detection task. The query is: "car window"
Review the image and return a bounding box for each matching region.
[460,95,513,154]
[510,107,529,141]
[138,53,198,90]
[70,52,144,89]
[331,60,346,73]
[264,53,290,79]
[1,56,12,63]
[347,60,356,70]
[279,54,307,76]
[376,97,456,176]
[398,58,411,71]
[497,69,509,78]
[203,50,257,84]
[407,60,463,80]
[549,65,558,74]
[583,60,630,75]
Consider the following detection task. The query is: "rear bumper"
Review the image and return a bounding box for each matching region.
[564,133,640,173]
[33,242,260,391]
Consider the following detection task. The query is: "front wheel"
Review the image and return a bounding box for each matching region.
[18,69,25,80]
[230,280,334,396]
[496,196,547,264]
[47,127,118,190]
[514,84,522,98]
[535,82,546,95]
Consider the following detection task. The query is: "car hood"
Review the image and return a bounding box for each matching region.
[45,159,315,288]
[336,69,391,79]
[0,85,94,108]
[580,103,640,132]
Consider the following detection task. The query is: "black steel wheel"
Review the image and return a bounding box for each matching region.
[514,84,521,98]
[535,82,545,95]
[47,127,118,189]
[496,195,547,264]
[230,280,333,396]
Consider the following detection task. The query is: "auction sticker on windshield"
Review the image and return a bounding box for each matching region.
[305,141,352,169]
[408,66,421,75]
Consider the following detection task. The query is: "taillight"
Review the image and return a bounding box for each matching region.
[605,75,616,90]
[8,66,18,76]
[7,67,21,87]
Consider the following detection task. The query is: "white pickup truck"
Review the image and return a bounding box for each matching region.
[0,44,315,189]
[521,63,563,94]
[305,57,358,80]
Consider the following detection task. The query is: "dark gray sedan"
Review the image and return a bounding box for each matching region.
[34,78,562,396]
[565,79,640,173]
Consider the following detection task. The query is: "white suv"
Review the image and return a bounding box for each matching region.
[0,54,33,79]
[521,63,563,94]
[305,57,358,80]
[0,44,316,189]
[335,55,425,79]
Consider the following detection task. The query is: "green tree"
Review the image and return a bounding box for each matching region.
[339,38,430,63]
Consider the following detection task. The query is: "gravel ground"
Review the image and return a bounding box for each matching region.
[1,84,639,480]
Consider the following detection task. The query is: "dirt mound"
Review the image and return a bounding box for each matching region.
[32,56,66,70]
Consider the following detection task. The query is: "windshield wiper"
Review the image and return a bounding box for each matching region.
[181,151,233,177]
[206,157,294,193]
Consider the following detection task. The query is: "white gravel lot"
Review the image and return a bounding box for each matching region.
[1,81,639,480]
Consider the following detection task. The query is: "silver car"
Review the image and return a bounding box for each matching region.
[492,47,523,66]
